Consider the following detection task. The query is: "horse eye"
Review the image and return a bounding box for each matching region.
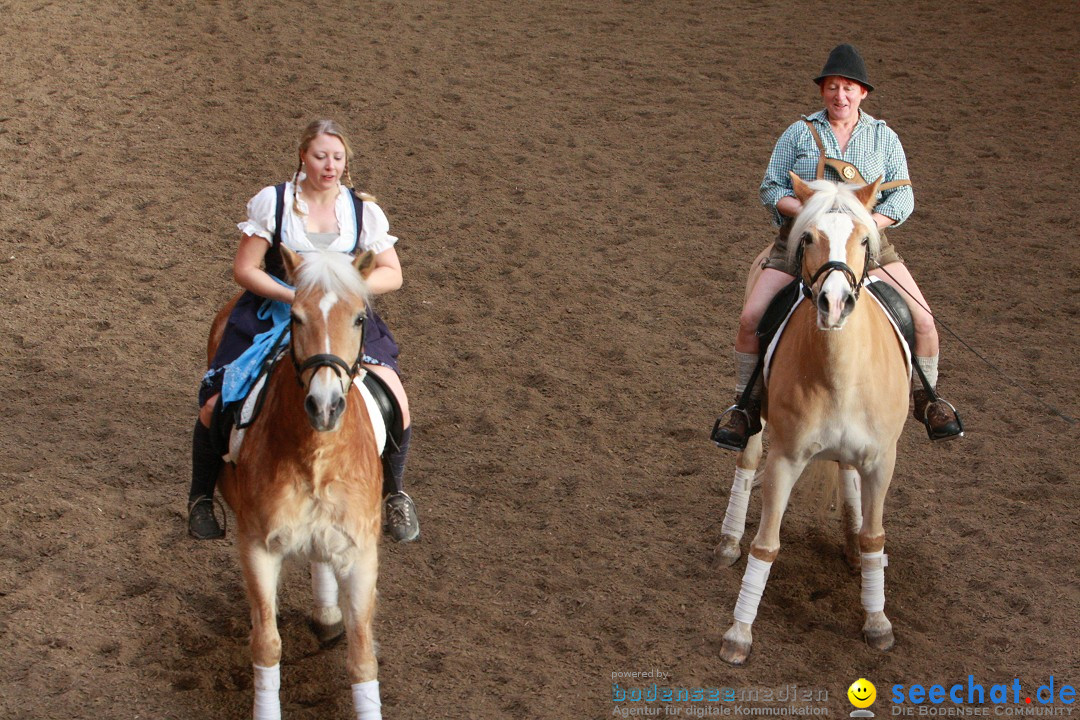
[801,232,813,245]
[861,237,870,247]
[354,314,365,328]
[290,312,303,326]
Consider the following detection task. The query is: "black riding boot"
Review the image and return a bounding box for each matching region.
[382,426,419,543]
[188,420,225,539]
[912,389,964,441]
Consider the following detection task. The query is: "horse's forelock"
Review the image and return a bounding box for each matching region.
[294,250,371,305]
[787,181,880,269]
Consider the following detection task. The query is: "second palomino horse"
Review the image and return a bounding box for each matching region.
[717,174,910,664]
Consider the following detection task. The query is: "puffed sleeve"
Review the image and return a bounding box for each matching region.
[236,185,278,244]
[359,201,399,254]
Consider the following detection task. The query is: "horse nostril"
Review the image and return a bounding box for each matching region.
[817,293,830,314]
[305,395,319,418]
[844,295,856,315]
[333,395,346,418]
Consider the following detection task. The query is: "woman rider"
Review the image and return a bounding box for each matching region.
[713,44,963,449]
[187,119,421,543]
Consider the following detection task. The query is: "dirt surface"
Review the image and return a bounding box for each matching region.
[2,1,1078,718]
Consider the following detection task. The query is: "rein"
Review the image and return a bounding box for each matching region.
[289,315,366,387]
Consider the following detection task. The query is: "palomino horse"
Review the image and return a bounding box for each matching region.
[209,247,386,719]
[717,174,910,665]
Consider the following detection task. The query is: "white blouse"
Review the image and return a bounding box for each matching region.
[237,181,398,255]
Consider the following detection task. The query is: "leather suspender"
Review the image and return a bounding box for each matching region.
[802,120,912,191]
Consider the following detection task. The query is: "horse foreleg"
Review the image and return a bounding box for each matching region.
[720,454,801,665]
[840,464,862,573]
[239,540,285,720]
[340,543,381,720]
[714,425,765,568]
[310,561,346,645]
[857,452,897,651]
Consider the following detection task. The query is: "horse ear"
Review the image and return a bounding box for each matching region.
[854,176,883,211]
[353,250,376,279]
[281,245,301,283]
[789,171,814,204]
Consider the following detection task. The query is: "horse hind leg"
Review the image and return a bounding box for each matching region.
[339,543,382,719]
[839,464,862,573]
[238,540,285,720]
[309,561,346,646]
[714,425,765,568]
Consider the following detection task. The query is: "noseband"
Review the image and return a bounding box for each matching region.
[795,230,872,302]
[289,315,366,387]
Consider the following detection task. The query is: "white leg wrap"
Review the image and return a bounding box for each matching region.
[733,555,773,625]
[860,550,888,614]
[840,468,862,528]
[352,679,382,720]
[721,467,756,538]
[253,664,281,720]
[311,561,339,609]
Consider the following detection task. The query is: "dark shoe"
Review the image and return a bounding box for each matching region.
[188,496,225,540]
[384,491,420,543]
[912,389,964,442]
[711,397,762,452]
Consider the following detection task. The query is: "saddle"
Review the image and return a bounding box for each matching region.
[736,277,919,409]
[210,350,405,464]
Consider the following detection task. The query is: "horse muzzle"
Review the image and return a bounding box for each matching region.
[816,277,857,330]
[304,374,349,431]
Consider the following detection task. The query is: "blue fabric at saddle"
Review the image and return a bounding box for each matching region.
[220,278,294,406]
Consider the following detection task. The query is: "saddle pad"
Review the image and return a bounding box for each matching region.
[224,370,387,463]
[762,278,912,387]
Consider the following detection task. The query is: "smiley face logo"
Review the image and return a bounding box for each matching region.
[848,678,877,708]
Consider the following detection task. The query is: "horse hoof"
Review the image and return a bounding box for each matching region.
[720,638,752,666]
[309,618,345,647]
[864,627,895,652]
[713,536,742,568]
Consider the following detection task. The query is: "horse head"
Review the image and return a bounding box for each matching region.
[789,172,881,330]
[281,247,376,431]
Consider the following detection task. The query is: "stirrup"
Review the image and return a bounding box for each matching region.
[711,405,752,452]
[920,397,965,442]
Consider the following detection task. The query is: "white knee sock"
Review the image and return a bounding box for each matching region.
[734,351,758,395]
[915,354,939,389]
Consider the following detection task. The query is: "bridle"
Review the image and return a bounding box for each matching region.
[289,312,366,388]
[795,221,872,303]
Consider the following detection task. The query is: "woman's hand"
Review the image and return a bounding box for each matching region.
[233,234,295,303]
[776,196,803,219]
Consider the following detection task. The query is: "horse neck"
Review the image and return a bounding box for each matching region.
[259,363,360,455]
[791,297,879,389]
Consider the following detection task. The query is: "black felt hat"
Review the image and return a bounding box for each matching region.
[813,44,873,92]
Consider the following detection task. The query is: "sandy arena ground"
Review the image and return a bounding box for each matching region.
[1,1,1077,718]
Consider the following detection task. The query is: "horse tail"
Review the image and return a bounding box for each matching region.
[795,460,841,523]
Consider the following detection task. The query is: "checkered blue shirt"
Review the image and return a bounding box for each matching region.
[759,109,914,227]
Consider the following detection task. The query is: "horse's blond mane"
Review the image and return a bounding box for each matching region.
[294,250,371,304]
[787,180,880,268]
